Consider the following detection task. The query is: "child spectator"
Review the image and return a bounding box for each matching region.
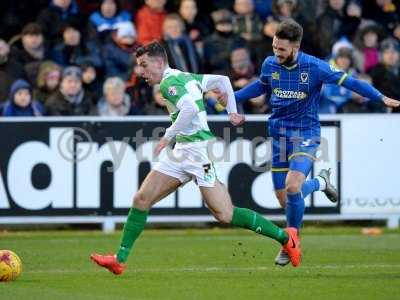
[1,79,44,117]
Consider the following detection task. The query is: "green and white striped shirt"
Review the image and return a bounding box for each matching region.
[160,68,237,143]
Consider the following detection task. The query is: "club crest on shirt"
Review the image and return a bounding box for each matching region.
[329,64,340,72]
[168,86,177,96]
[272,72,280,80]
[300,72,308,83]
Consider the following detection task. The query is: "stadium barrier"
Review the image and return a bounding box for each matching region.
[0,115,399,232]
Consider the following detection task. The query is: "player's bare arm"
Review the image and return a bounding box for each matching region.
[382,96,400,108]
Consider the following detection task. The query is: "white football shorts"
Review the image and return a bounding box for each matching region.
[153,142,217,187]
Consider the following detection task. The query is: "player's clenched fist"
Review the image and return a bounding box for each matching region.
[229,113,245,126]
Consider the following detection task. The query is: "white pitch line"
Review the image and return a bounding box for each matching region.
[23,264,400,274]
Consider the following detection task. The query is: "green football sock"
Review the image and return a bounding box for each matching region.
[116,208,148,263]
[231,207,288,245]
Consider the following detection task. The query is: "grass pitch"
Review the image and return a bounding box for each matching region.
[1,227,399,300]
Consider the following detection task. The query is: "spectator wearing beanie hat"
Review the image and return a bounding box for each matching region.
[1,79,44,117]
[45,66,95,116]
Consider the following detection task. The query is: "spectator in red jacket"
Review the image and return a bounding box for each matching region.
[135,0,167,45]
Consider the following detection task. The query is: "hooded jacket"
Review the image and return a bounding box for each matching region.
[1,79,44,116]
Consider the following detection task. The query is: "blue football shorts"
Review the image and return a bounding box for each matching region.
[270,129,320,190]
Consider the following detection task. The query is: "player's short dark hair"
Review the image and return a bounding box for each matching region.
[275,19,303,44]
[135,42,168,62]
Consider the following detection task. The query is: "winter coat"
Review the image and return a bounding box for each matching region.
[1,79,44,116]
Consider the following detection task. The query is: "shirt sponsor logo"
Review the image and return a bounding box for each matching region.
[273,88,307,99]
[168,86,177,96]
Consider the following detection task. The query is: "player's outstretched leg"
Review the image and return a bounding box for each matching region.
[317,169,338,203]
[200,181,301,267]
[90,171,181,275]
[300,168,338,202]
[231,207,301,267]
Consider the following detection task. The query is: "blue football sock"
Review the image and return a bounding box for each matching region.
[301,178,320,198]
[286,192,305,229]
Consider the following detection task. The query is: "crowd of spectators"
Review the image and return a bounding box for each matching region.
[0,0,399,117]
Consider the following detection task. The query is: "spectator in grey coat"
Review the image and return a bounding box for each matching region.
[97,77,140,116]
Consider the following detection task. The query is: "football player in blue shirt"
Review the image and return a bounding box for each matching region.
[220,19,400,266]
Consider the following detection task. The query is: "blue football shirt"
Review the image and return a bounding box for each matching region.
[259,51,347,137]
